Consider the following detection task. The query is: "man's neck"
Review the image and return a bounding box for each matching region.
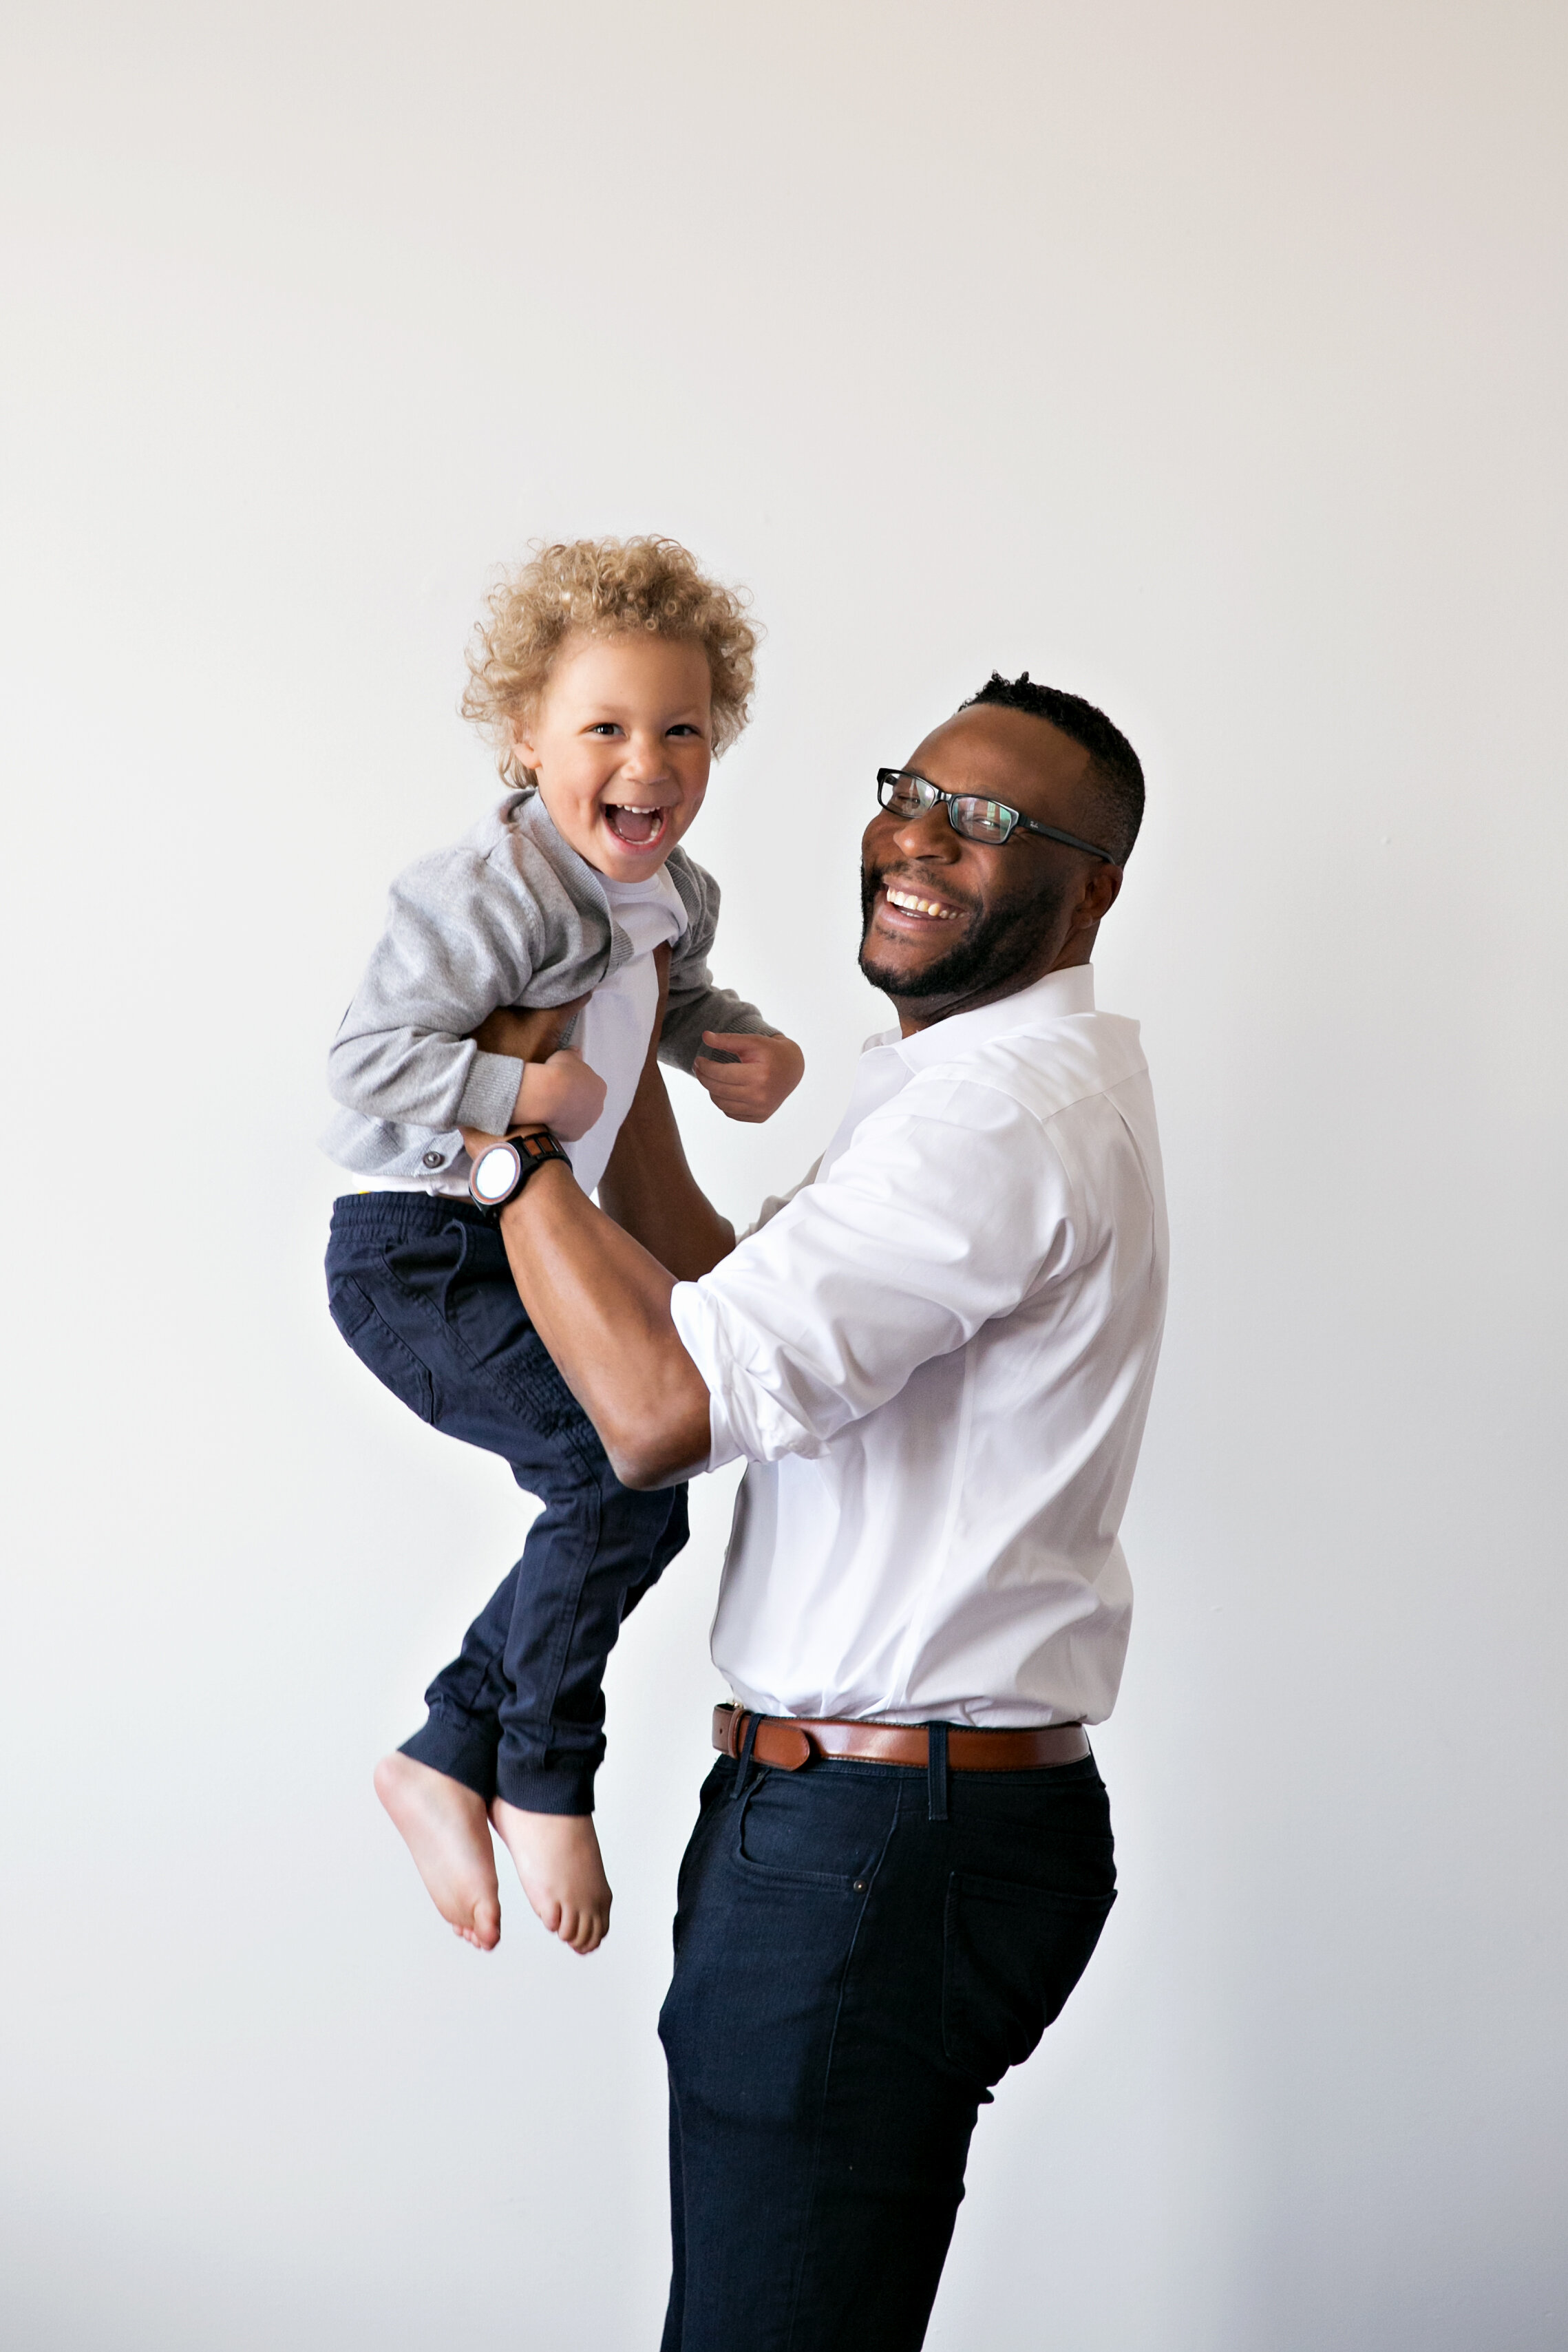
[893,939,1094,1040]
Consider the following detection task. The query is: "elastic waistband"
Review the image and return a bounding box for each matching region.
[329,1189,491,1236]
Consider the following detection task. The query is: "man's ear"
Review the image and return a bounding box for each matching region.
[1088,864,1123,922]
[1064,862,1123,949]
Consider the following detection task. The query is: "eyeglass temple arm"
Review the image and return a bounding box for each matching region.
[1017,816,1114,862]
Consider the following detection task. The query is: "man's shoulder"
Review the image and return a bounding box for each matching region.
[914,1009,1149,1128]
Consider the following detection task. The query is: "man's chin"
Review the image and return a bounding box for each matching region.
[859,908,1063,1006]
[858,883,986,1002]
[858,935,980,1002]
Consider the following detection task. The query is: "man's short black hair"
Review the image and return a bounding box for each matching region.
[961,672,1145,863]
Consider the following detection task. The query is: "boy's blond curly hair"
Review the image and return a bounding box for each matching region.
[462,536,759,785]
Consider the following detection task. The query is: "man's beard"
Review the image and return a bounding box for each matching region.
[858,866,1072,1002]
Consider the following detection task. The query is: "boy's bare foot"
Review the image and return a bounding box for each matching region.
[373,1752,501,1951]
[490,1799,611,1956]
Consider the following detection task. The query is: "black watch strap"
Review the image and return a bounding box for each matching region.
[467,1129,571,1216]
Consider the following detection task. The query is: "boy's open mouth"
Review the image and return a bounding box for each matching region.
[604,803,670,849]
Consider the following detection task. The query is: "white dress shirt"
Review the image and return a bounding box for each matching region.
[669,965,1168,1728]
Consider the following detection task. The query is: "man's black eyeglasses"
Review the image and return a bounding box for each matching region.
[876,768,1113,862]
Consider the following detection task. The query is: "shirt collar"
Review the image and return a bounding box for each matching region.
[867,964,1097,1070]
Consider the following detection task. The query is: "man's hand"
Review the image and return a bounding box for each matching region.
[692,1031,805,1124]
[472,997,589,1066]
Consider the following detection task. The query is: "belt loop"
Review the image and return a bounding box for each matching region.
[730,1710,762,1803]
[926,1721,949,1823]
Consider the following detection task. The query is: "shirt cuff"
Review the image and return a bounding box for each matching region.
[669,1281,745,1472]
[455,1048,523,1136]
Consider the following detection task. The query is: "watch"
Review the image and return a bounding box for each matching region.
[467,1129,571,1216]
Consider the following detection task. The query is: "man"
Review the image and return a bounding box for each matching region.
[474,670,1167,2349]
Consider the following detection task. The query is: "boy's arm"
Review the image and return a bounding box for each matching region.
[326,853,544,1136]
[657,966,780,1070]
[657,847,781,1071]
[661,962,803,1124]
[657,863,803,1119]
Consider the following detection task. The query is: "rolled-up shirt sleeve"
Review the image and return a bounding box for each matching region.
[669,1073,1079,1468]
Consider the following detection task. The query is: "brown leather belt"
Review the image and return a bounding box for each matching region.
[712,1702,1090,1774]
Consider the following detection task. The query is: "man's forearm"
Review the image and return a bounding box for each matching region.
[597,1048,737,1281]
[496,1165,714,1491]
[473,955,734,1488]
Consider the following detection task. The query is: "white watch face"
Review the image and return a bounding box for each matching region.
[472,1142,519,1205]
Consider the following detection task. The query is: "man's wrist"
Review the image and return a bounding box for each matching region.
[496,1149,574,1225]
[467,1127,571,1216]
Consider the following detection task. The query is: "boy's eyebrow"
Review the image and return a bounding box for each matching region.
[576,703,711,723]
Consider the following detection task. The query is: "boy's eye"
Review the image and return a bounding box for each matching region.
[668,723,700,737]
[587,723,623,737]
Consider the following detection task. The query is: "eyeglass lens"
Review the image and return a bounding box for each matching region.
[879,773,1015,843]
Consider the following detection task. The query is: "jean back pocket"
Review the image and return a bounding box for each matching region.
[942,1869,1115,2086]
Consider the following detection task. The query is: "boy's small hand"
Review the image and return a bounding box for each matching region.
[515,1047,606,1141]
[692,1031,805,1124]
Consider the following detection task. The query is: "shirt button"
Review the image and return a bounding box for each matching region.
[421,1149,446,1169]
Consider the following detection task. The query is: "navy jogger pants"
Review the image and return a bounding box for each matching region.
[325,1191,688,1813]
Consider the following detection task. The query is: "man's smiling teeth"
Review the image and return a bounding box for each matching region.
[885,887,960,920]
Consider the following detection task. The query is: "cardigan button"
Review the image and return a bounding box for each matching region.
[421,1149,446,1169]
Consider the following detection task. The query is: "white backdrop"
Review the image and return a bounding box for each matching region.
[3,4,1565,2345]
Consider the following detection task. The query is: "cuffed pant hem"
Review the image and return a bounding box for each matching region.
[493,1752,599,1815]
[399,1707,499,1803]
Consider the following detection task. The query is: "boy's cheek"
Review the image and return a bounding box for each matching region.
[672,781,710,838]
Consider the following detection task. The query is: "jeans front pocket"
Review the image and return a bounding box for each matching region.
[734,1767,891,1892]
[942,1870,1115,2086]
[329,1275,436,1424]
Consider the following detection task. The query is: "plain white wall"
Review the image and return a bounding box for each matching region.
[3,2,1565,2344]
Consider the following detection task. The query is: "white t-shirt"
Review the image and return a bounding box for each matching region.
[563,869,688,1198]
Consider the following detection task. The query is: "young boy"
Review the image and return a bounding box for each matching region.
[322,537,801,1959]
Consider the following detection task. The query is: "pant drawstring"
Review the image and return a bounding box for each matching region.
[433,1215,476,1317]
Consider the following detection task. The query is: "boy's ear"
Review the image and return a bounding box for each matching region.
[509,719,542,787]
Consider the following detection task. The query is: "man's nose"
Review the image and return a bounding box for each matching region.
[891,805,958,858]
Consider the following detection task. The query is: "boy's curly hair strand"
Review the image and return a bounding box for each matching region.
[462,536,759,784]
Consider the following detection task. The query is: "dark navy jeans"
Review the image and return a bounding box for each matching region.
[659,1748,1116,2351]
[325,1192,688,1812]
